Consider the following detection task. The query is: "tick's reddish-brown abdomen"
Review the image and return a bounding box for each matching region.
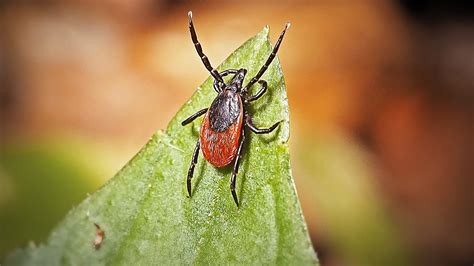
[200,103,243,167]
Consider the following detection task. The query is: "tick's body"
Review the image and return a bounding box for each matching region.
[201,90,243,167]
[182,11,289,207]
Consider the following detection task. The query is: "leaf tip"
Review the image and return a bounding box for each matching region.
[261,25,270,37]
[156,129,165,137]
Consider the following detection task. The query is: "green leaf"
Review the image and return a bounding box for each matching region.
[4,27,317,265]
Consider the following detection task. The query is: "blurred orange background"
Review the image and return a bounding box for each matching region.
[1,1,473,265]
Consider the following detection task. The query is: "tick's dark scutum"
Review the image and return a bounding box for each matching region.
[209,91,242,132]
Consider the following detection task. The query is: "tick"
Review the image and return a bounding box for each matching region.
[182,11,290,207]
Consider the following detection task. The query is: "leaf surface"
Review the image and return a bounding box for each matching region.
[4,27,317,265]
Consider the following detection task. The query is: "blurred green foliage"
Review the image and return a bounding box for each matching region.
[0,139,106,257]
[296,130,412,266]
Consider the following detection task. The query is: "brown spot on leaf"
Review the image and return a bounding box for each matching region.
[93,223,105,250]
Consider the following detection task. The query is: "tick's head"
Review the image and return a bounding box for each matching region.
[228,68,247,92]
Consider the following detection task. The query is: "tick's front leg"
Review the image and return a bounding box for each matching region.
[213,69,238,93]
[188,11,224,85]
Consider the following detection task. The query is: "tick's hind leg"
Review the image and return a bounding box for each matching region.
[187,141,201,197]
[230,129,246,207]
[245,115,280,134]
[245,80,267,102]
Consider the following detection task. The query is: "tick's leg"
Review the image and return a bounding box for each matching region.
[244,23,290,91]
[187,141,201,197]
[188,11,224,88]
[220,69,239,77]
[245,80,267,103]
[213,69,238,93]
[246,115,280,134]
[230,129,246,207]
[181,108,208,126]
